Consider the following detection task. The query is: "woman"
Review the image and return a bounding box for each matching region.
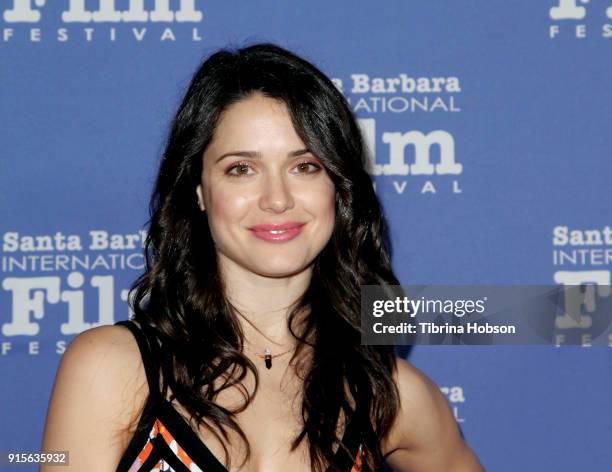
[41,43,484,472]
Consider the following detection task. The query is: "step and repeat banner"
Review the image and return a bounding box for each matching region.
[1,1,611,471]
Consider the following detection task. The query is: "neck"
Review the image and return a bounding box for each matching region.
[218,254,312,348]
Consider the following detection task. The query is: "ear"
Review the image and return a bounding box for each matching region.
[195,185,206,212]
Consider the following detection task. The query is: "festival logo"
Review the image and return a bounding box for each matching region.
[549,0,612,39]
[0,229,144,355]
[1,0,204,43]
[551,225,612,346]
[333,73,463,196]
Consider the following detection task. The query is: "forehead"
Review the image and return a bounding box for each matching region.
[205,94,304,151]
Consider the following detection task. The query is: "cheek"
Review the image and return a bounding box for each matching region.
[206,185,250,230]
[311,184,336,230]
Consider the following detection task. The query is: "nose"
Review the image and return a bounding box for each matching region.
[259,171,294,213]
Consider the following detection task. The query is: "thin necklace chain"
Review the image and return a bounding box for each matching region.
[232,305,305,368]
[254,346,294,359]
[245,344,295,370]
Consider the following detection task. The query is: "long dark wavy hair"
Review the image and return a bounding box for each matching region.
[129,43,401,472]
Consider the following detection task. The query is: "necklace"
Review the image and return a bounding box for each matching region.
[233,309,298,369]
[255,346,294,369]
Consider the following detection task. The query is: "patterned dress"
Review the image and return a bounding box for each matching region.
[114,320,373,472]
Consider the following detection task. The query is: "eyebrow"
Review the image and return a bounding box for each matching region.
[214,148,312,164]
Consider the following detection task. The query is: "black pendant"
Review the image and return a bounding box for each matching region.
[264,348,272,369]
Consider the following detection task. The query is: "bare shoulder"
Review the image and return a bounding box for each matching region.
[41,323,149,471]
[382,357,485,472]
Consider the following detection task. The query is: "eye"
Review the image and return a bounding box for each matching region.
[226,161,254,177]
[293,160,321,174]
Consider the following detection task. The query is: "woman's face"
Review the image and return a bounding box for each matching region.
[196,93,336,279]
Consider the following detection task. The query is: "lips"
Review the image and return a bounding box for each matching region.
[249,221,306,242]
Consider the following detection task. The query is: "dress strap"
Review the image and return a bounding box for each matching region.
[114,319,162,402]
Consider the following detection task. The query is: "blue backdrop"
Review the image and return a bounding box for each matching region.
[1,1,611,471]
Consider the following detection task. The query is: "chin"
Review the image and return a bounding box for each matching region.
[249,259,310,278]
